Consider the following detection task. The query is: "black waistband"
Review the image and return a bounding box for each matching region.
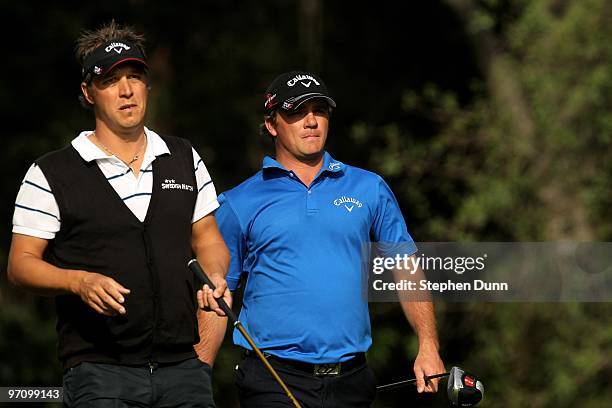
[62,346,196,370]
[244,350,367,375]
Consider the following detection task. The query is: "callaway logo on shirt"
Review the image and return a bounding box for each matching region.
[333,196,363,213]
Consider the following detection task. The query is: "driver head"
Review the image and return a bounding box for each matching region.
[447,366,484,406]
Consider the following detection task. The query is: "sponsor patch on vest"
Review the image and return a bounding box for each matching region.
[162,179,194,191]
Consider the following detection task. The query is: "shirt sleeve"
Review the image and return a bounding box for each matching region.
[370,176,418,256]
[215,193,247,291]
[12,164,61,240]
[192,148,220,223]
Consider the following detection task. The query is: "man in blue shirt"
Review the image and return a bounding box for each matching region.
[216,71,445,407]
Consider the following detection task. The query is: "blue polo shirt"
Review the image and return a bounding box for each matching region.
[216,152,416,363]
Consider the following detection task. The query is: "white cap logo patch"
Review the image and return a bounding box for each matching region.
[287,74,320,87]
[105,42,131,54]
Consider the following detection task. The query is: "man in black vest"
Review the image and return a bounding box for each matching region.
[7,21,230,407]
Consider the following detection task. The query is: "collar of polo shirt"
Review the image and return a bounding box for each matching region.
[262,151,345,175]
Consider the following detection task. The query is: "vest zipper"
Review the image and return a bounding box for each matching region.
[142,227,160,363]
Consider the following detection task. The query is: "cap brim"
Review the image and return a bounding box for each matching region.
[286,93,337,110]
[105,58,149,75]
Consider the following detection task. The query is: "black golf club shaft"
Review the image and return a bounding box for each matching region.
[188,259,302,408]
[376,372,450,392]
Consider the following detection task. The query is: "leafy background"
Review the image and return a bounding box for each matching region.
[1,1,610,406]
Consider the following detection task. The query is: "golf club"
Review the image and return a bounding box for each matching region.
[377,366,484,407]
[188,259,302,408]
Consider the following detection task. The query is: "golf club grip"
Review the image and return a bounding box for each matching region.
[188,259,302,407]
[188,259,238,322]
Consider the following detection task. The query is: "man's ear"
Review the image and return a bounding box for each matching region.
[265,116,278,137]
[80,82,94,105]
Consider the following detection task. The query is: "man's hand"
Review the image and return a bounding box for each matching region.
[72,271,131,316]
[413,344,446,393]
[7,234,131,316]
[396,259,445,394]
[192,214,231,318]
[196,273,232,317]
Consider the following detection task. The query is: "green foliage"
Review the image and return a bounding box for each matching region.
[0,298,61,385]
[360,0,612,405]
[2,1,611,406]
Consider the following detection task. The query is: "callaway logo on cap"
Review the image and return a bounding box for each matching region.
[82,39,148,81]
[264,71,337,113]
[105,42,131,53]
